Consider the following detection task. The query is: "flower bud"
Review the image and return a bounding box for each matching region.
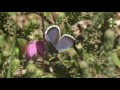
[25,41,38,60]
[36,41,46,57]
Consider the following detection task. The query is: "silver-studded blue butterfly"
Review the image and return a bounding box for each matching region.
[45,25,76,55]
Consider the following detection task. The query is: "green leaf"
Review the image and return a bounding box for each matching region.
[111,52,120,68]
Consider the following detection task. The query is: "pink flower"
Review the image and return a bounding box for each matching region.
[36,41,46,57]
[25,40,46,60]
[25,41,38,60]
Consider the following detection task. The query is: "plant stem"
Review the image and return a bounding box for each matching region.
[51,12,56,24]
[35,12,53,25]
[73,46,83,61]
[16,39,22,59]
[41,12,46,65]
[7,25,17,78]
[0,53,2,67]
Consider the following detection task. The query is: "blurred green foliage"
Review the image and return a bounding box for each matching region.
[0,12,120,78]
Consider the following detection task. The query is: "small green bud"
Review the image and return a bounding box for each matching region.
[26,63,37,73]
[104,29,116,52]
[34,69,44,77]
[104,29,115,40]
[79,61,88,69]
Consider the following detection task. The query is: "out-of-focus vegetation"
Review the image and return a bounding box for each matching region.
[1,12,120,78]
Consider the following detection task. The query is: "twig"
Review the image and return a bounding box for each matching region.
[35,12,54,25]
[51,12,56,24]
[0,49,3,67]
[41,13,45,34]
[41,12,46,66]
[73,46,83,61]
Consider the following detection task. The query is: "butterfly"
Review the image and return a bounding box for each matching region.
[45,25,76,55]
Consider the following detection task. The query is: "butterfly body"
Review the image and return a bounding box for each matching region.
[47,40,58,55]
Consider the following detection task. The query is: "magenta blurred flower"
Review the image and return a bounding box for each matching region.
[25,40,46,60]
[36,41,46,57]
[25,41,38,60]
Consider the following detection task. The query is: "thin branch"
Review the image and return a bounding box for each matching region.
[35,12,54,25]
[41,13,45,34]
[73,46,83,61]
[51,12,56,24]
[41,12,46,65]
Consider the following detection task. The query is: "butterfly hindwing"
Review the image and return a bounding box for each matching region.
[55,34,76,52]
[45,25,61,46]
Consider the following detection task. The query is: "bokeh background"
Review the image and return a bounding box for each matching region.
[0,12,120,78]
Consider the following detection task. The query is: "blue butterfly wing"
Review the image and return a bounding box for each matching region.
[45,25,61,46]
[55,34,76,52]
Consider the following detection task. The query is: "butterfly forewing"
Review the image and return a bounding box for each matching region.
[55,34,76,52]
[45,25,61,46]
